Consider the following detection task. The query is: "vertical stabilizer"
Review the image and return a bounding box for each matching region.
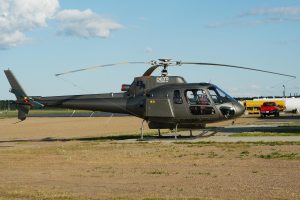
[4,70,27,99]
[3,70,43,121]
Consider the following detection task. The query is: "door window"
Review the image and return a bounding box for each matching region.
[185,89,215,115]
[173,90,183,104]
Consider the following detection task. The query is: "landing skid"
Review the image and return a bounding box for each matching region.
[138,126,219,141]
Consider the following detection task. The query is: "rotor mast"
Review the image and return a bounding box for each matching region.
[160,58,172,77]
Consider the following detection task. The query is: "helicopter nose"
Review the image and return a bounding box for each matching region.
[234,102,246,117]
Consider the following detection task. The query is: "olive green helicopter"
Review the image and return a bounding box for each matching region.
[4,59,296,139]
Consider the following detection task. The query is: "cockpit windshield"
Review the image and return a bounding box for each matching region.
[207,86,234,104]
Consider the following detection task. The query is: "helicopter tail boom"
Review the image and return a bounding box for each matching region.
[34,94,129,114]
[4,70,130,120]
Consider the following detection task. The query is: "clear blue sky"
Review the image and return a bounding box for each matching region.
[1,0,300,99]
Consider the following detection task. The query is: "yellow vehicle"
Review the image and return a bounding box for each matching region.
[245,101,260,114]
[244,99,285,114]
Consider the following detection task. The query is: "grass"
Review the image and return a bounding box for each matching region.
[0,189,86,200]
[174,141,300,146]
[240,150,250,158]
[146,169,169,175]
[0,189,221,200]
[142,198,209,200]
[256,151,300,160]
[112,197,135,200]
[207,151,218,158]
[229,132,300,137]
[0,110,18,118]
[189,171,211,176]
[1,138,299,199]
[290,122,300,126]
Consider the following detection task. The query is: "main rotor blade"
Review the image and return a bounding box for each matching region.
[55,61,148,76]
[180,62,296,78]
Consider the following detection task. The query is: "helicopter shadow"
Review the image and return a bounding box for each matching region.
[1,125,299,144]
[0,129,221,144]
[0,134,139,144]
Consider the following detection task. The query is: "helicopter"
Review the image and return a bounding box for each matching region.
[4,59,296,139]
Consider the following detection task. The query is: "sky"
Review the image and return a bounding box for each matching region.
[1,0,300,99]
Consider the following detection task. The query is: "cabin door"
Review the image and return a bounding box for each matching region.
[172,90,190,119]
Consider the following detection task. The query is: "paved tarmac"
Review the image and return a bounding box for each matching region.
[136,134,300,143]
[133,124,300,143]
[1,113,300,143]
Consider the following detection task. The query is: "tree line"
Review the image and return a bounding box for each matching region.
[0,100,17,110]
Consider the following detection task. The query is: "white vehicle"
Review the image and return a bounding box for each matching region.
[285,98,300,113]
